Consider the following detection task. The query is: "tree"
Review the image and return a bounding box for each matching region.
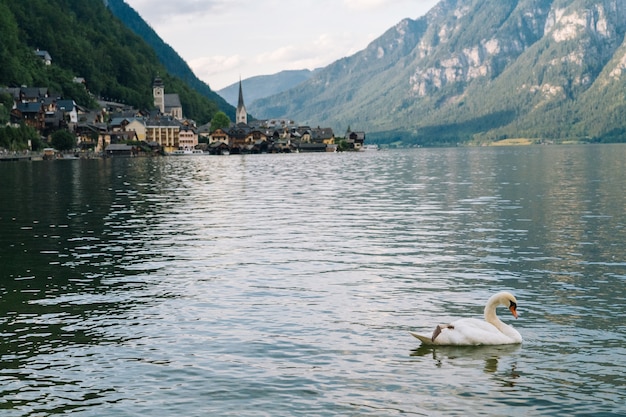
[0,124,39,151]
[211,111,230,131]
[0,92,14,124]
[50,129,76,151]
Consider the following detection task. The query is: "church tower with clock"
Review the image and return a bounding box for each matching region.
[153,76,165,114]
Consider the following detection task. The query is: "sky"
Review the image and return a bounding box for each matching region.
[123,0,440,91]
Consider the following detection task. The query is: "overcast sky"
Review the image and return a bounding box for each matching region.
[123,0,439,90]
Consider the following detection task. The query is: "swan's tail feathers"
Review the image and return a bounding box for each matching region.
[410,331,434,345]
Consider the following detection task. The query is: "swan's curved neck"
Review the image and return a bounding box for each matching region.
[481,292,522,343]
[484,298,506,331]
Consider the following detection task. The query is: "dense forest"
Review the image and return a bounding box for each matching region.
[0,0,230,125]
[106,0,236,121]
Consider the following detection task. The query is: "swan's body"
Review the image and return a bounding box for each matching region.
[410,291,522,346]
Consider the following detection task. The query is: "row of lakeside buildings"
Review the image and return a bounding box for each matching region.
[3,66,365,154]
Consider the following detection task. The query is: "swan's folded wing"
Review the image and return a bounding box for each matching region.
[410,323,454,344]
[409,331,434,344]
[438,318,517,345]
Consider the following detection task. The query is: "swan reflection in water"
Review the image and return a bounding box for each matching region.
[410,344,522,387]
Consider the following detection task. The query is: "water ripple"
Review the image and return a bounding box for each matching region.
[1,147,626,416]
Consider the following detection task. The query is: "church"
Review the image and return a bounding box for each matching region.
[152,76,183,119]
[236,78,247,125]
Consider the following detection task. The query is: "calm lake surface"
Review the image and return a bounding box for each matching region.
[1,146,625,416]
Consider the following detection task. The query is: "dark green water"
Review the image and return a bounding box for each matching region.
[1,146,625,416]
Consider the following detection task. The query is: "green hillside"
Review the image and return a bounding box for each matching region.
[105,0,236,121]
[0,0,228,125]
[250,0,626,145]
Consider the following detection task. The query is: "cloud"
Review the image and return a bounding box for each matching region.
[253,32,356,70]
[126,0,233,23]
[342,0,436,13]
[188,55,243,88]
[342,0,389,10]
[124,0,440,89]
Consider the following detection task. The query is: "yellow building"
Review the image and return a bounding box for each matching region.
[145,117,181,153]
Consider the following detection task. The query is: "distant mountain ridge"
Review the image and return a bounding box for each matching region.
[250,0,626,145]
[218,69,316,108]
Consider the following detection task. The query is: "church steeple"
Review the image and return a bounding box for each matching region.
[153,75,165,113]
[236,78,247,125]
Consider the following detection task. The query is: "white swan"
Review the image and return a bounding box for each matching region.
[410,291,522,346]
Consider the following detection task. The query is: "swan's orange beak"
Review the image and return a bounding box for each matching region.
[509,304,518,319]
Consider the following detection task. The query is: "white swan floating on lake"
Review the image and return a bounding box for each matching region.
[410,291,523,346]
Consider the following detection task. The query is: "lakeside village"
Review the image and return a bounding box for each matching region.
[1,55,368,160]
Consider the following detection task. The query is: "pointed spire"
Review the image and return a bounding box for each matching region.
[236,76,248,125]
[238,77,245,108]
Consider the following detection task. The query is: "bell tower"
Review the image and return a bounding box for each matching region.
[153,76,165,113]
[236,78,247,125]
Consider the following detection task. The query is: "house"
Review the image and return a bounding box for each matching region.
[178,125,198,150]
[96,132,113,153]
[126,119,147,141]
[76,123,104,151]
[209,128,229,145]
[245,130,269,153]
[311,127,335,145]
[109,117,131,132]
[42,148,57,160]
[110,117,147,141]
[41,97,62,132]
[57,100,78,124]
[11,102,44,130]
[269,139,295,153]
[197,122,212,141]
[298,143,329,152]
[346,131,366,150]
[20,87,48,103]
[208,141,230,155]
[245,129,268,145]
[109,131,138,144]
[227,124,271,153]
[35,49,52,65]
[295,127,336,152]
[105,144,135,157]
[227,124,251,153]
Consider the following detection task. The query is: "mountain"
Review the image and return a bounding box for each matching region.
[250,0,626,145]
[217,69,316,108]
[0,0,229,125]
[105,0,236,121]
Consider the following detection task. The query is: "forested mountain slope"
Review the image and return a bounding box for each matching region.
[105,0,235,121]
[0,0,229,124]
[250,0,626,145]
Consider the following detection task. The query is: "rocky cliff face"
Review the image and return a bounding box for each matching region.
[408,0,547,96]
[250,0,626,144]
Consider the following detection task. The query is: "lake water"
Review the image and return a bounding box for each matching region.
[0,146,625,416]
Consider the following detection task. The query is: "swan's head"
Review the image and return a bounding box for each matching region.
[501,292,519,319]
